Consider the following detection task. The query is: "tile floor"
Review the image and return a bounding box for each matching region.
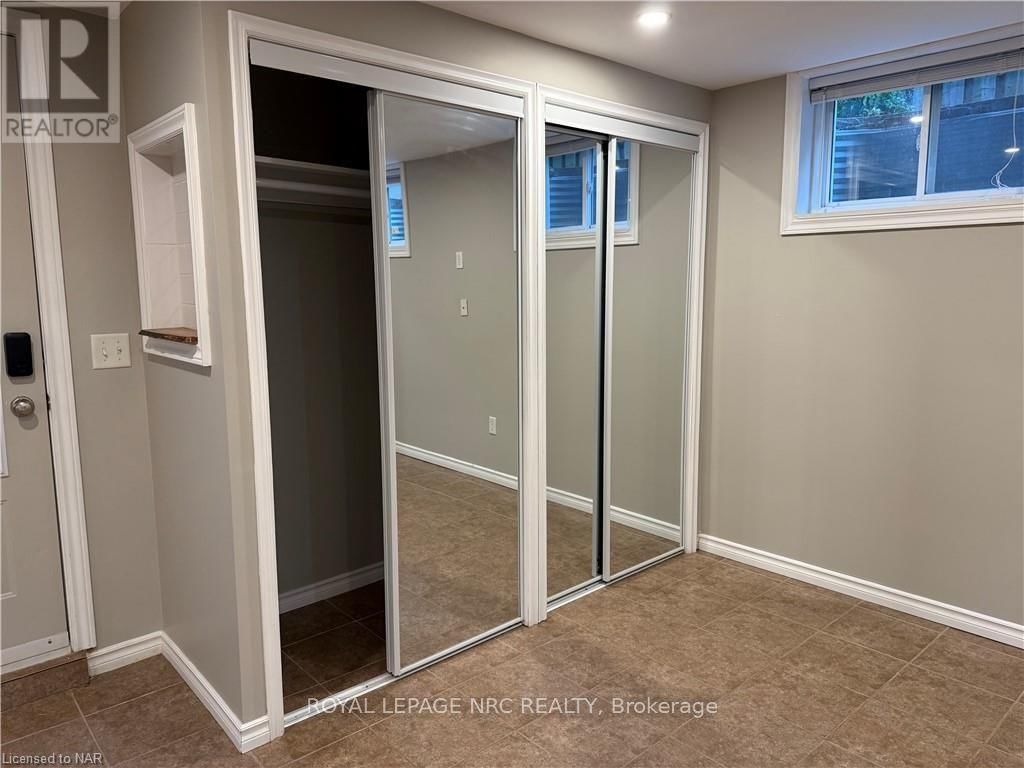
[4,551,1022,767]
[275,455,676,713]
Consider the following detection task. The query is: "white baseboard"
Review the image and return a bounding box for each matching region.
[398,442,681,542]
[86,631,163,676]
[86,631,271,752]
[699,534,1024,650]
[278,561,384,614]
[397,441,518,489]
[1,632,71,673]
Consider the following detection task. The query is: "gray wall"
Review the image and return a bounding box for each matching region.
[52,129,164,649]
[392,141,519,475]
[259,208,383,594]
[702,76,1024,623]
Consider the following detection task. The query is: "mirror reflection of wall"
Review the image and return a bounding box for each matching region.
[608,141,693,576]
[382,95,521,668]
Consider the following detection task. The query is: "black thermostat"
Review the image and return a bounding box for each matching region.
[4,332,33,377]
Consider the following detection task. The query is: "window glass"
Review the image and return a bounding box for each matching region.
[386,172,406,245]
[547,150,589,230]
[930,69,1023,193]
[614,141,631,225]
[830,87,924,203]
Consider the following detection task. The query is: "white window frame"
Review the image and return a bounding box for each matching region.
[781,25,1024,235]
[545,140,640,250]
[386,162,410,258]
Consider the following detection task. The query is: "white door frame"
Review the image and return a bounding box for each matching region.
[228,10,541,741]
[1,7,97,662]
[229,11,708,741]
[536,87,709,613]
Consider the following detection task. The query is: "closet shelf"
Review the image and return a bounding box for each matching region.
[139,327,199,345]
[255,155,371,210]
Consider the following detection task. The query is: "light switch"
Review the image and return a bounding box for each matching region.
[459,298,469,317]
[91,333,131,369]
[488,416,497,435]
[455,251,464,269]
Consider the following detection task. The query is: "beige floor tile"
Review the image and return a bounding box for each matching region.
[252,708,367,767]
[348,669,450,726]
[650,553,720,581]
[831,698,987,768]
[914,631,1024,700]
[280,600,350,645]
[751,581,857,629]
[964,745,1024,767]
[282,623,387,683]
[1,689,80,742]
[455,732,557,768]
[518,696,671,768]
[1,657,89,710]
[782,632,905,695]
[704,603,815,657]
[330,581,386,620]
[644,580,740,628]
[282,653,319,697]
[291,727,411,767]
[666,631,776,692]
[428,638,522,687]
[988,702,1024,758]
[283,684,331,714]
[86,683,212,764]
[528,629,636,690]
[944,629,1024,661]
[873,665,1013,741]
[856,602,946,631]
[72,655,181,715]
[674,699,820,767]
[457,653,587,727]
[501,613,577,653]
[683,562,779,602]
[728,664,866,738]
[118,725,258,767]
[795,741,879,767]
[824,607,940,661]
[626,736,724,767]
[1,719,103,765]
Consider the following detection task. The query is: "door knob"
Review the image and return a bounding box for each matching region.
[10,396,35,418]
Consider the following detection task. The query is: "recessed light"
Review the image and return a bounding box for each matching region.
[637,10,670,29]
[909,115,924,124]
[1005,146,1020,154]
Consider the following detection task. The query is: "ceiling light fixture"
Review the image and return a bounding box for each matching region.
[637,10,670,29]
[909,115,924,124]
[1005,146,1020,154]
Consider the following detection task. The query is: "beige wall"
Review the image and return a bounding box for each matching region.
[259,207,383,593]
[702,76,1024,623]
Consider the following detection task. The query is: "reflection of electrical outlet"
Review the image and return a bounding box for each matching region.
[488,416,497,435]
[459,298,469,317]
[91,333,131,369]
[455,251,464,269]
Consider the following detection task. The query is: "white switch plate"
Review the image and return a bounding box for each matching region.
[91,333,131,369]
[488,416,497,435]
[455,251,464,269]
[459,298,469,316]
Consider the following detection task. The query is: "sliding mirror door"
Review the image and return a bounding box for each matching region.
[606,139,693,577]
[378,94,521,670]
[544,130,604,599]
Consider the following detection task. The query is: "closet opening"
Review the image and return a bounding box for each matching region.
[251,66,387,717]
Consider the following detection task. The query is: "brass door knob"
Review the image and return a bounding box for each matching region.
[10,395,35,418]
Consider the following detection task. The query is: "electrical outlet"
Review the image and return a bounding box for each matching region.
[459,298,469,317]
[488,416,497,435]
[90,333,131,369]
[455,251,464,269]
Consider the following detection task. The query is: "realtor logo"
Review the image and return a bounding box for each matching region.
[2,2,120,142]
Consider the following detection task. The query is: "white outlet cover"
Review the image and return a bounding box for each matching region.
[459,298,469,316]
[90,333,131,369]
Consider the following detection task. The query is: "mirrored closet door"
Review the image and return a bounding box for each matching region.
[375,93,522,672]
[544,115,697,597]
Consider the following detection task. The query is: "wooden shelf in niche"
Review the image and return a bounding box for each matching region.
[139,327,199,345]
[128,103,212,367]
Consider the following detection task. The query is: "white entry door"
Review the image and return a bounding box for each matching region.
[0,33,71,669]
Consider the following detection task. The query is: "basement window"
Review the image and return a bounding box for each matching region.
[546,139,639,249]
[781,32,1024,233]
[387,164,410,258]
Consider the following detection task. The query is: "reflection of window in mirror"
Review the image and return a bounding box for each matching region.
[545,139,638,250]
[387,164,410,258]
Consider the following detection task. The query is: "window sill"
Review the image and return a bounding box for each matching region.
[547,229,639,251]
[781,194,1024,235]
[388,245,410,258]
